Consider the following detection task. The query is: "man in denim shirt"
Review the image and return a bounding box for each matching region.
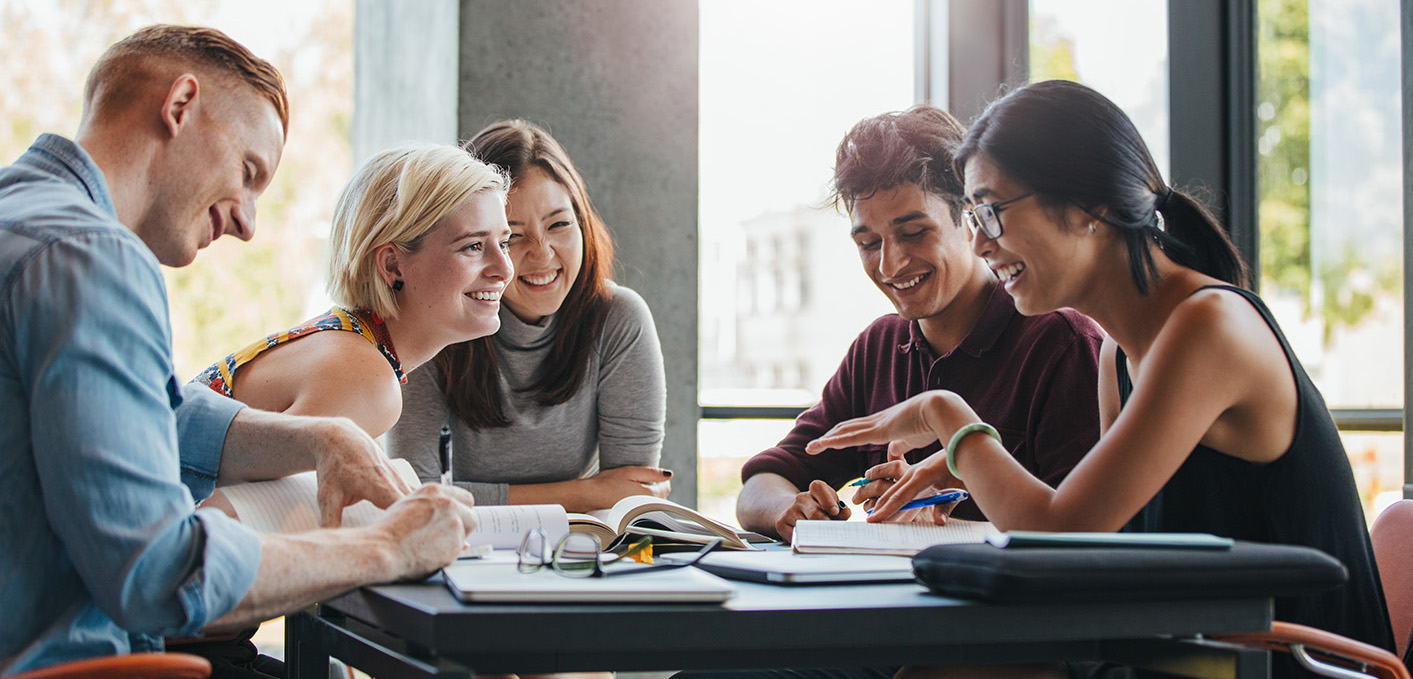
[0,25,479,676]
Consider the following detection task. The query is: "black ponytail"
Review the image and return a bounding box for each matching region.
[1158,188,1250,288]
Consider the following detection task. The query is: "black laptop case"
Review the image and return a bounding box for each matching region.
[912,541,1348,603]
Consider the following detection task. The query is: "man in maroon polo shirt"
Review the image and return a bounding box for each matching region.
[736,105,1105,540]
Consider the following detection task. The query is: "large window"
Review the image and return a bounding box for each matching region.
[0,0,353,382]
[698,0,914,517]
[1256,0,1404,516]
[697,0,1407,521]
[1029,0,1168,175]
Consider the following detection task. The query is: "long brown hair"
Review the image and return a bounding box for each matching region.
[438,120,615,428]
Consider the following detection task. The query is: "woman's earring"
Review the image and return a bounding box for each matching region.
[392,280,404,291]
[1088,222,1097,234]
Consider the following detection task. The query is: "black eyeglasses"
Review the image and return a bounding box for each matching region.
[962,192,1036,240]
[516,528,722,578]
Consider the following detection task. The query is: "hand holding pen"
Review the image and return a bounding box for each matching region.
[847,457,914,513]
[774,479,852,542]
[865,488,968,515]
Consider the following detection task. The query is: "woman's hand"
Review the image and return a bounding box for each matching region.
[581,465,673,508]
[807,391,982,523]
[867,451,958,523]
[854,457,965,524]
[806,391,960,460]
[849,458,910,513]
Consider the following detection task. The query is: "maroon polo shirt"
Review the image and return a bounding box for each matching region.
[741,283,1104,521]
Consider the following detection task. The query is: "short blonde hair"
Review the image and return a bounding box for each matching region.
[327,144,508,319]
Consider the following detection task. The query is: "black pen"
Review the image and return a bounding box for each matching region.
[438,425,453,486]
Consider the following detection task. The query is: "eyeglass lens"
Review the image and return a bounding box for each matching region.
[517,528,550,573]
[972,205,1000,239]
[552,532,604,578]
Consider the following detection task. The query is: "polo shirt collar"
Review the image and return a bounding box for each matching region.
[903,281,1016,359]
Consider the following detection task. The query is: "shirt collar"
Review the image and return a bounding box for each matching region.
[19,133,117,219]
[902,281,1016,359]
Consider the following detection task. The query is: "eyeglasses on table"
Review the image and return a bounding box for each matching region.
[516,528,722,578]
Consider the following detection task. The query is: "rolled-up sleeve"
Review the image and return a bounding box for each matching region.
[15,232,260,636]
[175,384,245,502]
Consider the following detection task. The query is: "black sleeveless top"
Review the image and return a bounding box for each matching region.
[1116,286,1393,666]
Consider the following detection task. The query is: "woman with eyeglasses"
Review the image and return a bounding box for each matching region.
[808,80,1394,679]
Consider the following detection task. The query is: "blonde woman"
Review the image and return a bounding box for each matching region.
[195,143,513,440]
[185,139,510,678]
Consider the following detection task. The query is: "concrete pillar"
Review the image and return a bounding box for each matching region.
[456,0,699,506]
[351,0,460,166]
[457,0,699,506]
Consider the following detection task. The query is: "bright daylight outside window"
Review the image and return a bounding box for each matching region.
[0,0,353,383]
[698,0,913,518]
[1029,1,1169,176]
[1255,0,1404,518]
[0,0,353,661]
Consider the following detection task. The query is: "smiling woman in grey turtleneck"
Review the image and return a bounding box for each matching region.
[386,119,670,513]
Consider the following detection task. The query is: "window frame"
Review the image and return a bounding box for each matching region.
[700,1,1410,476]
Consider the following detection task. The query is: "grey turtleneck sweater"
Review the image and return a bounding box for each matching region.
[386,282,666,505]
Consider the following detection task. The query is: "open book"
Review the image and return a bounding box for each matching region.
[212,459,569,553]
[791,518,995,557]
[568,495,770,551]
[213,459,765,552]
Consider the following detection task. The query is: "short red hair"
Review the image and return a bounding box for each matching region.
[84,24,289,138]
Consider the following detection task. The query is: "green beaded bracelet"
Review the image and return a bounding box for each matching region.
[945,422,1001,480]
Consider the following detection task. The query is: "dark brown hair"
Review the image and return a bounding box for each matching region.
[438,120,615,429]
[830,104,969,222]
[956,79,1249,293]
[84,24,290,138]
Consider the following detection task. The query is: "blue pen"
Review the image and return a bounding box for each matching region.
[867,489,969,515]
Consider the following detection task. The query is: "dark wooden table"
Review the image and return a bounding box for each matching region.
[286,572,1273,679]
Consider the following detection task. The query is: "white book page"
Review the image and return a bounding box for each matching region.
[792,519,994,555]
[220,460,568,549]
[468,504,569,549]
[590,495,739,534]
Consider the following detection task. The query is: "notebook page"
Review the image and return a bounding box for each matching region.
[220,458,423,533]
[792,519,993,556]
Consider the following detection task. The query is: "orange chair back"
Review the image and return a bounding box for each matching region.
[1373,499,1413,659]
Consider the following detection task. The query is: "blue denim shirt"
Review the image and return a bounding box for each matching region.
[0,134,261,675]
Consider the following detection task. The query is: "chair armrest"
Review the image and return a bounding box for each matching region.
[7,652,211,679]
[1217,621,1409,679]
